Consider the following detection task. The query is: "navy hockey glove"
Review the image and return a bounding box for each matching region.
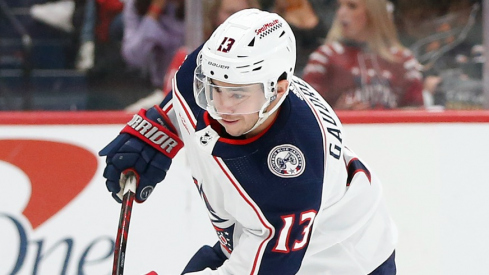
[99,106,183,203]
[182,242,227,274]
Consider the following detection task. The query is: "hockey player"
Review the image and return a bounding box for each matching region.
[99,8,397,274]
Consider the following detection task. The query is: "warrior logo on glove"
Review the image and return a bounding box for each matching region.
[99,106,183,203]
[123,109,182,158]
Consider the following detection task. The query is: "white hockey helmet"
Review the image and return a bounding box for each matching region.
[194,8,296,128]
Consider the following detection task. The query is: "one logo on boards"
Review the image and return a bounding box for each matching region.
[268,144,305,178]
[0,139,97,229]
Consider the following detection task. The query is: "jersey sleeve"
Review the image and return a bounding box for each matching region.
[159,44,205,137]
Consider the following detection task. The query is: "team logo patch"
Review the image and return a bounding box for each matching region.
[268,144,305,178]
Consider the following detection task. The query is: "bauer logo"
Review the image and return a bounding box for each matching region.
[268,144,305,178]
[207,61,229,70]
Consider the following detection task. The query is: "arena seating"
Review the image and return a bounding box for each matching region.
[0,0,87,110]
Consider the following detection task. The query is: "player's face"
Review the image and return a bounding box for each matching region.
[336,0,368,41]
[211,79,265,137]
[219,110,261,137]
[209,80,267,115]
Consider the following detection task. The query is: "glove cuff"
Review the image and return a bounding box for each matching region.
[121,108,183,158]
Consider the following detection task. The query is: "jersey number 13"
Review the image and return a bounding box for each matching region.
[273,210,317,253]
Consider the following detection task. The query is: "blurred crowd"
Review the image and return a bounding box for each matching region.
[3,0,484,110]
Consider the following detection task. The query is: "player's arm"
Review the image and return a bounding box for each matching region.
[100,45,202,203]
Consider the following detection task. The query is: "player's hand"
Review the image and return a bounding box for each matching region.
[99,106,183,203]
[182,242,227,274]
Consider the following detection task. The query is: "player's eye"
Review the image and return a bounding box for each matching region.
[231,93,245,100]
[213,86,223,93]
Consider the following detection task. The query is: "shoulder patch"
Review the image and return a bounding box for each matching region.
[268,144,305,178]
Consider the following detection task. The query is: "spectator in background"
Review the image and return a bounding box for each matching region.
[302,0,424,110]
[203,0,261,40]
[271,0,329,76]
[30,0,123,71]
[73,0,97,71]
[169,0,262,91]
[121,0,185,105]
[30,0,75,33]
[125,0,261,111]
[30,0,94,70]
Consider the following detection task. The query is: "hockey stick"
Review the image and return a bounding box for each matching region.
[112,171,138,275]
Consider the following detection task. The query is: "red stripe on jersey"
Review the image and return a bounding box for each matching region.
[214,157,274,275]
[173,87,197,129]
[161,100,173,113]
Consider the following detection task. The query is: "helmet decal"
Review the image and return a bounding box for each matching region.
[255,19,282,39]
[217,37,236,53]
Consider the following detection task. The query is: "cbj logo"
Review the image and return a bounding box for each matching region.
[268,144,305,178]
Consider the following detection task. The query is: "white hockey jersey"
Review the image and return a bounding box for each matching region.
[161,46,397,275]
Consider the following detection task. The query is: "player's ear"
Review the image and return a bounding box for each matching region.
[276,79,289,97]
